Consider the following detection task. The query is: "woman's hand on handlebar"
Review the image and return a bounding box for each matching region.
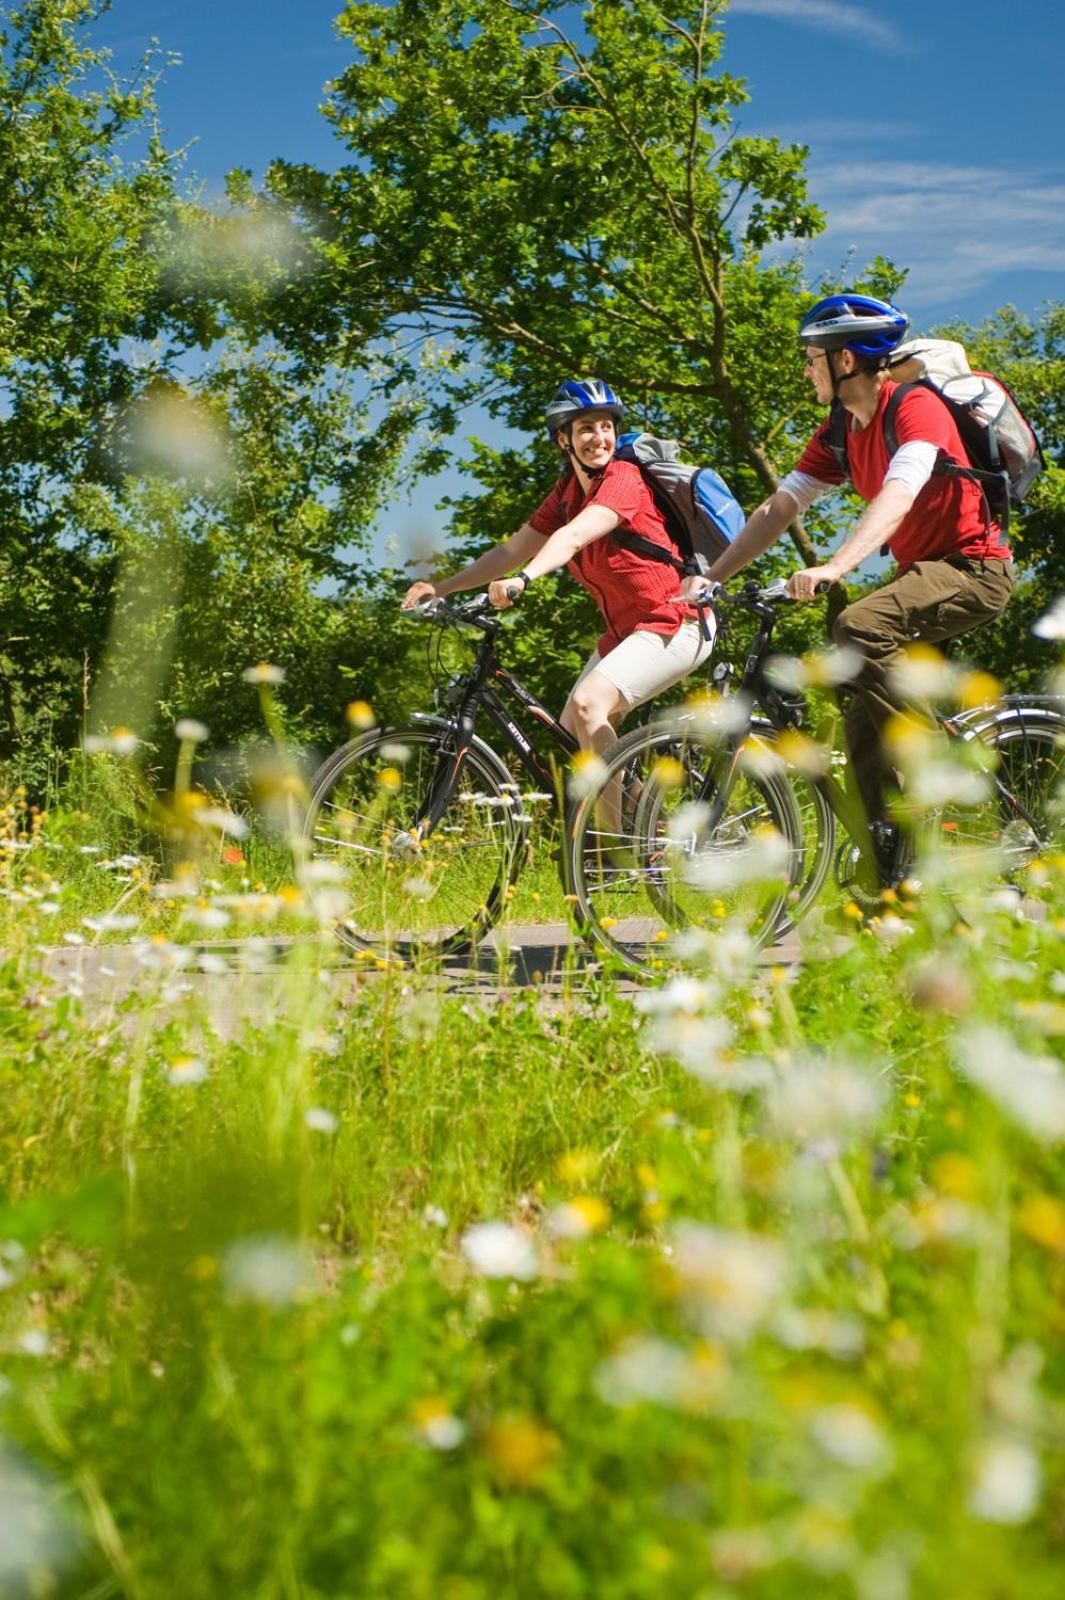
[400,580,438,611]
[678,573,717,605]
[787,564,841,601]
[487,577,524,609]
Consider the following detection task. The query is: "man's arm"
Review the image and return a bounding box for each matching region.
[709,489,800,583]
[676,488,799,599]
[787,479,916,599]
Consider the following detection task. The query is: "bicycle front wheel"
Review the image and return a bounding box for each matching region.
[917,710,1065,887]
[749,718,836,928]
[303,724,525,959]
[566,719,805,974]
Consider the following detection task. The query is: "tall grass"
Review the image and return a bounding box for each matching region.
[2,639,1065,1597]
[1,821,1065,1595]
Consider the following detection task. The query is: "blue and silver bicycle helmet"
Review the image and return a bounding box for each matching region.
[544,378,624,435]
[799,293,909,359]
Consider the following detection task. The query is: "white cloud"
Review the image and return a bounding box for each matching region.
[799,153,1065,309]
[729,0,907,53]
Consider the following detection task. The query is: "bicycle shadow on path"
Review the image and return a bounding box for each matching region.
[441,920,802,997]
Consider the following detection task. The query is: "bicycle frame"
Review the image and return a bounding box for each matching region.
[481,663,579,788]
[707,588,883,874]
[711,584,1062,873]
[411,605,579,838]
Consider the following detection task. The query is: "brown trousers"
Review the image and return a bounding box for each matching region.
[831,556,1014,823]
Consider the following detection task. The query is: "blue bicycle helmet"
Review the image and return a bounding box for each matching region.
[799,293,909,359]
[544,378,624,434]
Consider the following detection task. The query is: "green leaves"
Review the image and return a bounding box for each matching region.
[0,1,427,777]
[278,0,832,557]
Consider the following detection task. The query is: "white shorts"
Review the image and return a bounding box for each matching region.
[574,617,716,709]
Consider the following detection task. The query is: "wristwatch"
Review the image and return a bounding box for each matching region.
[513,569,534,588]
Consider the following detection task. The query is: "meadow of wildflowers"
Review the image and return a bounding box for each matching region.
[0,653,1064,1599]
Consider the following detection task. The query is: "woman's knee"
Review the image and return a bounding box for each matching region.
[566,675,624,728]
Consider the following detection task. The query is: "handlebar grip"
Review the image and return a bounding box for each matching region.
[814,581,831,595]
[504,585,523,603]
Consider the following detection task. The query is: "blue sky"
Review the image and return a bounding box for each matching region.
[92,1,1063,556]
[95,0,1064,325]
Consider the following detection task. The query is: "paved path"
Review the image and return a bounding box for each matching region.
[39,921,803,1034]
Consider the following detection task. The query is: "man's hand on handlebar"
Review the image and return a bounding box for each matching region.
[787,564,842,601]
[400,580,438,611]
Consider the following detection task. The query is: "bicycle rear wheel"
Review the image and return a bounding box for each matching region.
[917,710,1065,887]
[566,719,805,974]
[303,724,525,959]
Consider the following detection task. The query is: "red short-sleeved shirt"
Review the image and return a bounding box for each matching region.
[528,459,696,655]
[795,381,1012,572]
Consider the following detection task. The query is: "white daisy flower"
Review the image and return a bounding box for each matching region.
[460,1221,538,1281]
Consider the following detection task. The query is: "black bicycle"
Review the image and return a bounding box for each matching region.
[301,595,579,957]
[302,592,810,963]
[568,580,1065,970]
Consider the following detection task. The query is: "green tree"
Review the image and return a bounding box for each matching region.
[268,0,903,546]
[254,0,910,699]
[0,1,426,786]
[0,0,190,768]
[79,347,434,768]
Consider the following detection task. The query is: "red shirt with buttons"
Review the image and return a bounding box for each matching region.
[528,459,695,655]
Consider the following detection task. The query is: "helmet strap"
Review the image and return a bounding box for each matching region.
[829,350,871,400]
[560,421,612,487]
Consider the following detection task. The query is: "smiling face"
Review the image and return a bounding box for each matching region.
[562,409,618,472]
[803,344,836,407]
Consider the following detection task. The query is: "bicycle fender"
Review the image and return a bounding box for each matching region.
[954,705,1065,742]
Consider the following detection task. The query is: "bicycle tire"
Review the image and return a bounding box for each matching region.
[303,722,525,959]
[565,717,806,974]
[748,718,836,930]
[917,708,1065,887]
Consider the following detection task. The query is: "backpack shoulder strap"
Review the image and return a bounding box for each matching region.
[884,378,980,477]
[882,381,927,460]
[823,402,851,478]
[610,526,689,575]
[884,380,1007,533]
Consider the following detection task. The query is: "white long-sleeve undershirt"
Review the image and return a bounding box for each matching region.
[778,440,939,513]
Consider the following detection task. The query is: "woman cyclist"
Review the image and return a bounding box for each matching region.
[400,378,715,761]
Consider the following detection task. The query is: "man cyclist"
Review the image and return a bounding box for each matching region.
[684,292,1014,885]
[401,378,715,760]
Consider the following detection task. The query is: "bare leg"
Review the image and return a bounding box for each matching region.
[561,669,630,835]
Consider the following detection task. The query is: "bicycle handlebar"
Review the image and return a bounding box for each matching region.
[409,593,503,630]
[690,576,831,611]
